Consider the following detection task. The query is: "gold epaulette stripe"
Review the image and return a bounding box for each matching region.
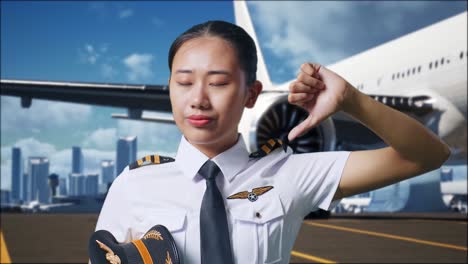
[132,240,153,264]
[268,139,276,147]
[261,145,271,154]
[129,155,175,170]
[249,138,287,159]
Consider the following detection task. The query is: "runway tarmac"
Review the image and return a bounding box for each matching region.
[1,213,467,263]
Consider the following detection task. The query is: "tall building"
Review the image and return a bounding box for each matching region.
[101,160,115,186]
[116,136,137,176]
[85,174,99,196]
[11,147,22,203]
[0,190,10,205]
[72,146,84,174]
[28,157,50,204]
[69,173,85,196]
[22,173,28,204]
[72,147,84,173]
[58,178,68,196]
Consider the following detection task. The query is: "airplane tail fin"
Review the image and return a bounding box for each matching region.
[233,1,272,87]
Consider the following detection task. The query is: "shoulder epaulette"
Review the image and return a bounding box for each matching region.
[249,138,287,159]
[129,154,175,170]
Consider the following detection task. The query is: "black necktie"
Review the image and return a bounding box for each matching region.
[199,160,234,264]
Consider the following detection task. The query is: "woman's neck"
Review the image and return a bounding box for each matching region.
[188,134,239,159]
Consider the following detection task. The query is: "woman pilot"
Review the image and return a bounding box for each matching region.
[94,20,450,264]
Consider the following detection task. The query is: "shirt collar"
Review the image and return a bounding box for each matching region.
[175,135,250,183]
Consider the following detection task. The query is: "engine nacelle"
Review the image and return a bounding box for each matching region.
[239,92,336,153]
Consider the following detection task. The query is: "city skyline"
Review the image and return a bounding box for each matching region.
[2,136,146,202]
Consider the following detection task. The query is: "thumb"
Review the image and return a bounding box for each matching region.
[309,63,322,78]
[287,114,319,141]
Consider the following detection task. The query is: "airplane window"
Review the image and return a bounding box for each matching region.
[412,68,416,74]
[392,74,395,80]
[417,66,421,73]
[429,62,432,69]
[435,61,438,68]
[407,69,410,76]
[460,51,464,59]
[397,73,400,78]
[441,58,444,65]
[402,72,405,78]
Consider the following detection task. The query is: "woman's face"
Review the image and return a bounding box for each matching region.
[169,36,256,151]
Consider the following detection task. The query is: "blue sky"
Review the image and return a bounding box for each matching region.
[1,1,467,189]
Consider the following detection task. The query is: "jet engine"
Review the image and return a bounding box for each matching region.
[240,92,336,153]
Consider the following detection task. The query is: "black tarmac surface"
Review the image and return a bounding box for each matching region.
[1,213,467,263]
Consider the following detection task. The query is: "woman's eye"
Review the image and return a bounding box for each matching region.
[210,83,228,87]
[177,82,192,86]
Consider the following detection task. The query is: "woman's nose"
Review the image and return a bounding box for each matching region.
[190,83,210,109]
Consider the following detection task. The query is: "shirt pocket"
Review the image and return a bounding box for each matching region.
[132,208,187,261]
[230,195,285,264]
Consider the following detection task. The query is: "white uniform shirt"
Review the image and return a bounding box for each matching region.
[95,136,350,264]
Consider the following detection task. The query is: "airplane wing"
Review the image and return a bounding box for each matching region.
[0,79,173,122]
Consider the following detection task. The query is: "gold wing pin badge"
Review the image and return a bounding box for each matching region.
[227,186,274,202]
[95,240,121,264]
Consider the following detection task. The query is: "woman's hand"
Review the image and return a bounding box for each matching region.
[287,62,355,141]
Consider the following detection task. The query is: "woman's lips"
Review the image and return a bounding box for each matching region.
[187,115,213,127]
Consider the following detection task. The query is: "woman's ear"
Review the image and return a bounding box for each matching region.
[245,80,263,108]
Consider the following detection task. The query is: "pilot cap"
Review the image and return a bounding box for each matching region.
[88,224,180,264]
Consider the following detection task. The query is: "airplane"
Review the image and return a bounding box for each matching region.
[1,1,467,212]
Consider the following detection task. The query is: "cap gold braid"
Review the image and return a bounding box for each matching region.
[131,239,153,264]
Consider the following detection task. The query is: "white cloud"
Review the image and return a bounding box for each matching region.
[123,53,154,81]
[101,63,118,79]
[79,43,102,65]
[0,96,92,131]
[249,1,440,76]
[78,43,120,79]
[80,43,112,65]
[82,128,117,149]
[85,44,94,53]
[119,9,134,19]
[249,2,352,72]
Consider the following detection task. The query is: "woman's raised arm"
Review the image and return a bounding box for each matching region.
[288,63,451,199]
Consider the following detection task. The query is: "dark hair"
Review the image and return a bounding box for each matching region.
[168,20,257,85]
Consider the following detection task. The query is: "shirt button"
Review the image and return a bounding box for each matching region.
[255,212,261,218]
